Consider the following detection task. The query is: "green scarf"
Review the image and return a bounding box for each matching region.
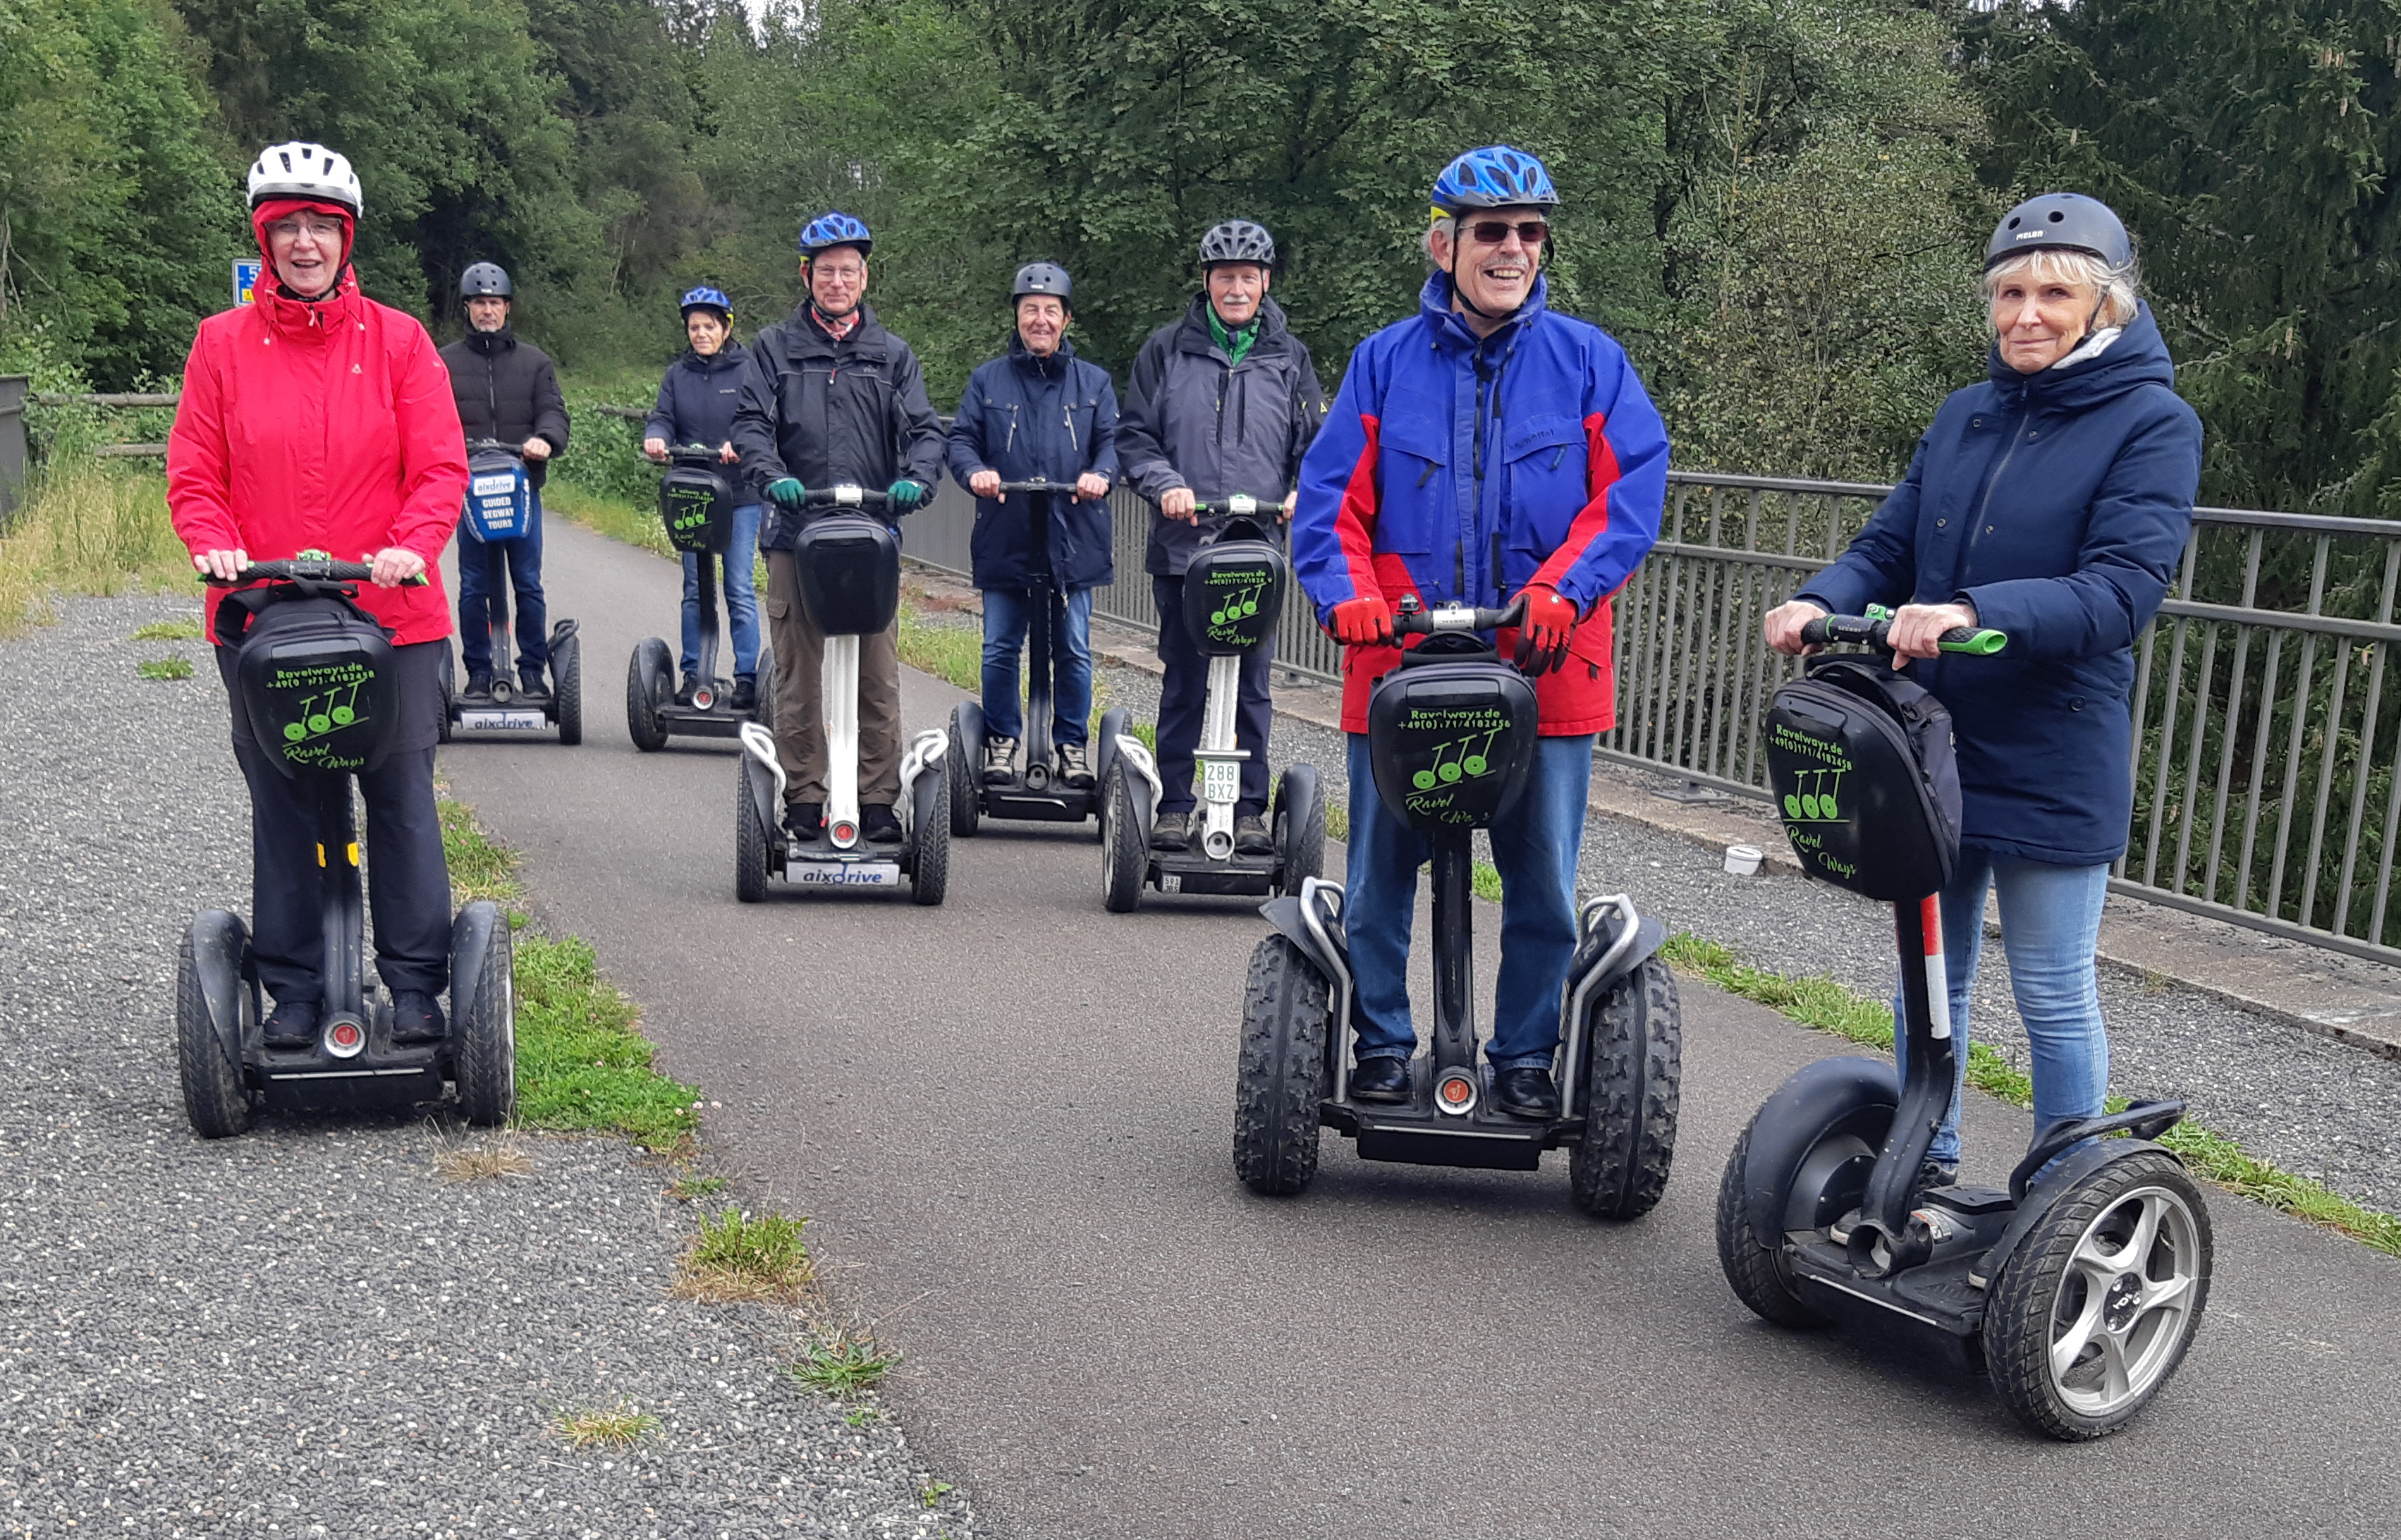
[1208,306,1260,367]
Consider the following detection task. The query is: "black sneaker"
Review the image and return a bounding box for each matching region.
[784,802,824,841]
[730,676,758,713]
[982,734,1018,786]
[675,672,699,707]
[262,997,319,1050]
[1057,742,1095,789]
[518,669,549,699]
[1149,809,1191,852]
[1233,813,1274,856]
[1917,1159,1960,1192]
[1351,1056,1412,1104]
[861,804,905,847]
[1493,1065,1562,1120]
[390,989,447,1045]
[464,672,494,700]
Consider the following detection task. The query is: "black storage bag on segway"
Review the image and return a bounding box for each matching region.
[794,515,901,635]
[1367,653,1541,831]
[1763,656,1961,902]
[659,463,734,555]
[214,584,401,778]
[1181,519,1285,656]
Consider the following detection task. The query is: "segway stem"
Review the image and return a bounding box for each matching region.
[1862,893,1955,1235]
[1022,578,1059,790]
[1195,653,1245,859]
[1429,829,1477,1075]
[822,632,862,848]
[318,782,367,1020]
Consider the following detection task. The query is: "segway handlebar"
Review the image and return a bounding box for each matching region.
[1190,492,1287,518]
[1391,593,1528,637]
[1800,606,2008,656]
[991,477,1107,500]
[791,484,896,508]
[465,437,526,460]
[211,558,428,587]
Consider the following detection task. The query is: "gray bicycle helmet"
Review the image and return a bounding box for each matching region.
[1198,219,1276,268]
[1985,192,2132,270]
[460,262,513,299]
[1013,262,1071,305]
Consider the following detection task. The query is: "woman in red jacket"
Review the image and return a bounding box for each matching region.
[168,142,470,1051]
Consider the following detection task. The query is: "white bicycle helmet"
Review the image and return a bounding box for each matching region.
[248,142,362,216]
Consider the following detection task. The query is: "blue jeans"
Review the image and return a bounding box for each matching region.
[1345,731,1594,1071]
[457,487,546,683]
[1895,848,2111,1166]
[680,503,762,679]
[982,585,1093,746]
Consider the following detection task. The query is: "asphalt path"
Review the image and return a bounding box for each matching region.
[440,519,2401,1539]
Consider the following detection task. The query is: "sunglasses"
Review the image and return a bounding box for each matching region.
[1467,219,1550,247]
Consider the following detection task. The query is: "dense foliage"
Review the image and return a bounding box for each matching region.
[1,0,2391,501]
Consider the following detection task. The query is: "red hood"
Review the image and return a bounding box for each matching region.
[250,199,360,334]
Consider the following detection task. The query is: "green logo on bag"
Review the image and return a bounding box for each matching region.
[1398,704,1508,819]
[269,660,373,769]
[1780,769,1845,824]
[1200,564,1271,644]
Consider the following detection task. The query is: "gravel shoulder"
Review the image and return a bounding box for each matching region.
[0,594,975,1538]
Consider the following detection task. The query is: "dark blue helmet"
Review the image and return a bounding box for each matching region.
[1012,262,1070,305]
[679,285,733,319]
[460,262,513,299]
[1431,146,1560,217]
[1986,192,2132,270]
[798,212,872,259]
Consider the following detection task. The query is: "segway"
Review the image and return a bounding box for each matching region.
[439,439,582,744]
[627,444,774,750]
[1095,495,1325,910]
[1233,594,1682,1217]
[733,487,950,904]
[1716,610,2211,1441]
[946,477,1129,838]
[178,558,515,1139]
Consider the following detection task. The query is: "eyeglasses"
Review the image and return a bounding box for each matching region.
[1466,220,1549,248]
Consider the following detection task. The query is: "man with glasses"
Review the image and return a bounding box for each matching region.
[1288,146,1669,1120]
[733,212,945,848]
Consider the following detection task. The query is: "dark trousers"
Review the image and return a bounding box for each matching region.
[1154,573,1273,817]
[218,643,452,1006]
[457,491,548,683]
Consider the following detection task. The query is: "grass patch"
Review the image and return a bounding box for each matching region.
[554,1398,661,1450]
[436,1141,533,1181]
[785,1331,899,1398]
[1661,931,2400,1257]
[670,1173,729,1202]
[436,793,699,1150]
[673,1208,814,1303]
[0,456,190,636]
[137,656,193,680]
[897,600,983,693]
[546,481,676,561]
[1472,860,1503,902]
[132,616,202,641]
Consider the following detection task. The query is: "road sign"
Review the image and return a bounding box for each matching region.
[233,260,261,307]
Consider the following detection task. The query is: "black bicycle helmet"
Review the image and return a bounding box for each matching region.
[1198,219,1276,268]
[1012,262,1071,304]
[1985,192,2132,270]
[460,262,513,299]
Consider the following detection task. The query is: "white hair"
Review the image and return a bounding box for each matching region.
[1422,216,1457,268]
[1983,248,2139,330]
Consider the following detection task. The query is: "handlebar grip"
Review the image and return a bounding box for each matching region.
[1390,594,1528,637]
[798,486,895,508]
[214,559,426,587]
[1190,493,1282,517]
[1799,614,2008,654]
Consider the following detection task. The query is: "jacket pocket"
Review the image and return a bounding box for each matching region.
[1373,412,1447,554]
[1503,414,1587,556]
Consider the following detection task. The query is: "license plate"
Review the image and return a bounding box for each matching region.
[1202,760,1241,805]
[783,861,901,888]
[1160,874,1182,894]
[458,709,546,731]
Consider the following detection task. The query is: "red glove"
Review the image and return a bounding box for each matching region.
[1513,584,1577,674]
[1329,594,1395,647]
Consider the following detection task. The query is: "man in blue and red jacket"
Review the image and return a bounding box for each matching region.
[1289,145,1669,1119]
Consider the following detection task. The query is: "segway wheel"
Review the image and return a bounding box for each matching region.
[176,928,251,1139]
[753,644,776,730]
[1713,1120,1828,1328]
[451,904,516,1127]
[1272,768,1325,896]
[947,705,981,838]
[1232,933,1333,1194]
[554,632,584,745]
[910,759,951,907]
[735,757,771,903]
[436,647,456,745]
[627,637,672,752]
[1984,1151,2212,1440]
[1568,954,1682,1221]
[1099,762,1145,913]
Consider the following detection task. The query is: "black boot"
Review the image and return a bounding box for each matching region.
[730,676,758,713]
[1493,1066,1561,1120]
[784,802,824,841]
[862,804,905,847]
[390,990,447,1045]
[262,997,319,1051]
[1351,1056,1412,1104]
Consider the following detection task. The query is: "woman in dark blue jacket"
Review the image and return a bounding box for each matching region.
[946,263,1120,789]
[1766,193,2204,1185]
[643,287,763,709]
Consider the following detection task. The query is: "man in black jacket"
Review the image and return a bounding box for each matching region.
[731,212,945,848]
[945,262,1119,789]
[439,262,570,697]
[1117,221,1326,854]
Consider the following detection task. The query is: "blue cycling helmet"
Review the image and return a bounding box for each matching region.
[679,285,733,320]
[798,212,873,259]
[1985,192,2132,270]
[1430,146,1560,218]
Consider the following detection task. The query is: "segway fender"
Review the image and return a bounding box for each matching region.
[1094,707,1129,798]
[188,910,253,1065]
[1113,733,1161,842]
[447,899,504,1030]
[953,699,985,777]
[1741,1056,1899,1248]
[897,726,948,850]
[738,721,784,836]
[1257,896,1319,963]
[1970,1137,2180,1290]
